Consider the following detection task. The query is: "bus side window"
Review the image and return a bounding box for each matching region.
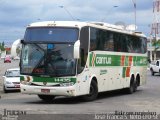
[90,27,97,51]
[113,33,121,52]
[104,32,114,51]
[78,26,89,73]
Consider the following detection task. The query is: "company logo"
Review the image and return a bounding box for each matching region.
[96,57,112,65]
[100,70,108,75]
[43,82,47,86]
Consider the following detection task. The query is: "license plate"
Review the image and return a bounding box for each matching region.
[41,89,50,93]
[15,85,20,88]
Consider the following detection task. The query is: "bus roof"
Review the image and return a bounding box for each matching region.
[28,21,146,37]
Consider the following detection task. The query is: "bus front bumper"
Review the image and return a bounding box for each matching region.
[20,84,77,96]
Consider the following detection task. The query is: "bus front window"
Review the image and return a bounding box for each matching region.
[21,27,78,76]
[21,44,45,74]
[21,43,76,76]
[45,43,76,76]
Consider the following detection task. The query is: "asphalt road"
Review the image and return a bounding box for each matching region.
[0,60,160,120]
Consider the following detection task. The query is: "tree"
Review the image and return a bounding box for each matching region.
[152,39,160,60]
[0,42,1,50]
[0,41,5,51]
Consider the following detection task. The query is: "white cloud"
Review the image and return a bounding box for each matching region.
[0,0,154,44]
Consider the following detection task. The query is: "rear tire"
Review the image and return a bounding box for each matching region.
[126,78,136,94]
[83,80,98,101]
[38,95,55,102]
[134,75,140,92]
[134,81,138,92]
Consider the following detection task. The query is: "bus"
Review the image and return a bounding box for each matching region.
[20,21,147,102]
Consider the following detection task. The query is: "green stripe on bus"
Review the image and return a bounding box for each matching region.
[89,53,93,67]
[89,53,147,67]
[20,76,25,81]
[133,56,147,66]
[32,76,77,83]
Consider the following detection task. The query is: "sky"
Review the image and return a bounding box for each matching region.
[0,0,154,46]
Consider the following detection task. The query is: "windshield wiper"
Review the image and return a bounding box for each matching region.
[34,43,45,52]
[29,44,46,74]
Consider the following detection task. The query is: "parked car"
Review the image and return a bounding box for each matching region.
[4,55,11,63]
[150,60,160,76]
[3,68,20,93]
[13,56,20,60]
[0,56,5,60]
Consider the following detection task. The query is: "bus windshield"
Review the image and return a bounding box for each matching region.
[24,27,78,43]
[20,43,76,76]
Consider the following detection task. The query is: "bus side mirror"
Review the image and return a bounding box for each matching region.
[73,40,80,59]
[21,39,24,44]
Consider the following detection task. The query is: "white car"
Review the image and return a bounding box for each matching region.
[3,68,20,93]
[150,60,160,76]
[13,56,20,60]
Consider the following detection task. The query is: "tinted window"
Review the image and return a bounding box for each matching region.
[78,27,89,73]
[113,33,128,52]
[127,36,147,53]
[90,28,110,51]
[21,43,76,76]
[90,27,147,54]
[90,27,98,51]
[24,27,79,42]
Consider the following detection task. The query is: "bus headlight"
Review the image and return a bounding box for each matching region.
[20,76,31,85]
[60,82,74,87]
[20,81,31,85]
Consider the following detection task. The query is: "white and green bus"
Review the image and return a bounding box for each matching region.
[20,21,147,102]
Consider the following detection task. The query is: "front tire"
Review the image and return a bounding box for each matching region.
[83,80,98,101]
[38,95,55,102]
[150,69,155,76]
[3,85,8,93]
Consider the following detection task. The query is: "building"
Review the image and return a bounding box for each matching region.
[147,37,160,61]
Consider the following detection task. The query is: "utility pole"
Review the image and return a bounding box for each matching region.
[151,0,160,60]
[132,0,137,30]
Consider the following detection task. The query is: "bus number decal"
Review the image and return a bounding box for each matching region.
[55,78,71,82]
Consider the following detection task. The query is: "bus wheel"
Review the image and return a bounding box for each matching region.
[134,81,138,92]
[150,69,154,76]
[83,80,98,101]
[134,75,140,92]
[3,85,8,93]
[38,95,55,102]
[126,78,136,94]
